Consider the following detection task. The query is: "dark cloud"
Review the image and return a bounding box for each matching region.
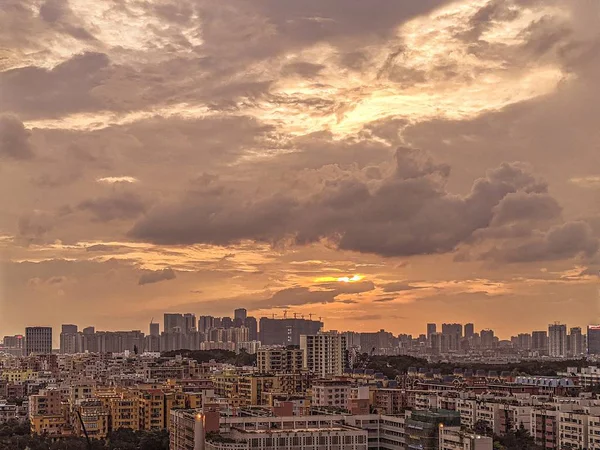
[0,52,109,118]
[131,147,567,260]
[0,115,34,159]
[491,192,562,226]
[282,62,325,78]
[85,244,129,253]
[381,282,424,293]
[257,287,338,309]
[138,267,176,285]
[482,221,599,263]
[18,211,54,238]
[78,191,148,222]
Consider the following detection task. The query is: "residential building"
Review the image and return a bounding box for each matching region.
[549,323,567,357]
[588,326,600,355]
[256,346,303,374]
[439,427,493,450]
[25,327,52,355]
[300,332,346,377]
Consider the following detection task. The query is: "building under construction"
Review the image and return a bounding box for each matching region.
[259,317,323,346]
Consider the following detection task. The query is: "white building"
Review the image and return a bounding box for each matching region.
[548,323,567,358]
[311,379,351,410]
[439,427,493,450]
[300,332,346,377]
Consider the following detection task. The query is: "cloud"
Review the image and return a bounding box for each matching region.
[78,191,148,222]
[131,147,569,260]
[0,115,34,159]
[138,267,176,285]
[570,176,600,189]
[97,177,139,184]
[18,211,55,238]
[482,221,599,263]
[381,282,424,293]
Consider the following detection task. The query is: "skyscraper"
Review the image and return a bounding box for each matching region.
[426,323,437,340]
[164,313,185,333]
[244,316,258,341]
[183,313,196,333]
[60,324,78,354]
[25,327,52,355]
[198,316,215,334]
[464,323,475,339]
[588,326,600,355]
[234,308,247,327]
[548,323,567,357]
[532,331,548,355]
[569,327,584,356]
[442,323,462,352]
[260,317,323,346]
[480,329,495,349]
[150,322,159,337]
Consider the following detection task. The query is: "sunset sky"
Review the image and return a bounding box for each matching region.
[1,0,600,341]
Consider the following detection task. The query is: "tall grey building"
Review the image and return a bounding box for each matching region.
[548,323,567,357]
[588,326,600,355]
[164,313,185,333]
[426,323,437,340]
[234,308,247,327]
[569,327,584,356]
[532,331,548,355]
[183,313,196,333]
[25,327,52,355]
[60,324,78,354]
[464,323,475,339]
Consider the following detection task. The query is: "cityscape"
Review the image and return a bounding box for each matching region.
[2,310,600,449]
[3,0,600,449]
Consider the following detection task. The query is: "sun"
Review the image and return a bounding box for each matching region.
[337,275,364,283]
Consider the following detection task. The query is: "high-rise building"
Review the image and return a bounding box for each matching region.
[60,324,78,354]
[150,322,159,337]
[480,329,495,349]
[515,333,532,350]
[427,324,437,340]
[569,327,584,357]
[548,323,567,357]
[25,327,53,355]
[198,316,215,334]
[260,317,323,346]
[164,314,185,334]
[183,313,196,333]
[300,332,346,377]
[442,323,463,352]
[588,326,600,355]
[234,308,247,327]
[532,331,548,355]
[244,316,258,341]
[221,317,233,329]
[464,323,475,339]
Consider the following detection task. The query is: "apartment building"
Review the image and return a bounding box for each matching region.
[439,427,493,450]
[256,346,304,373]
[300,332,346,377]
[311,379,351,410]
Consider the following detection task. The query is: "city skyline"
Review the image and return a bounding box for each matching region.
[4,314,599,348]
[2,0,600,337]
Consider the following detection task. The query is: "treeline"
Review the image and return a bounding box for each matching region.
[364,355,589,379]
[0,421,168,450]
[161,348,256,366]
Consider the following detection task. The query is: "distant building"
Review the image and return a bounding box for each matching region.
[480,329,495,350]
[569,327,584,357]
[234,308,247,327]
[427,323,437,340]
[244,316,258,341]
[25,327,52,355]
[259,317,323,346]
[464,323,475,339]
[532,331,548,355]
[183,313,196,333]
[164,314,185,334]
[442,324,463,352]
[60,324,78,354]
[588,326,600,355]
[300,332,346,377]
[549,323,567,357]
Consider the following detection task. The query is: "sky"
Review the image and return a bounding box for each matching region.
[1,0,600,341]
